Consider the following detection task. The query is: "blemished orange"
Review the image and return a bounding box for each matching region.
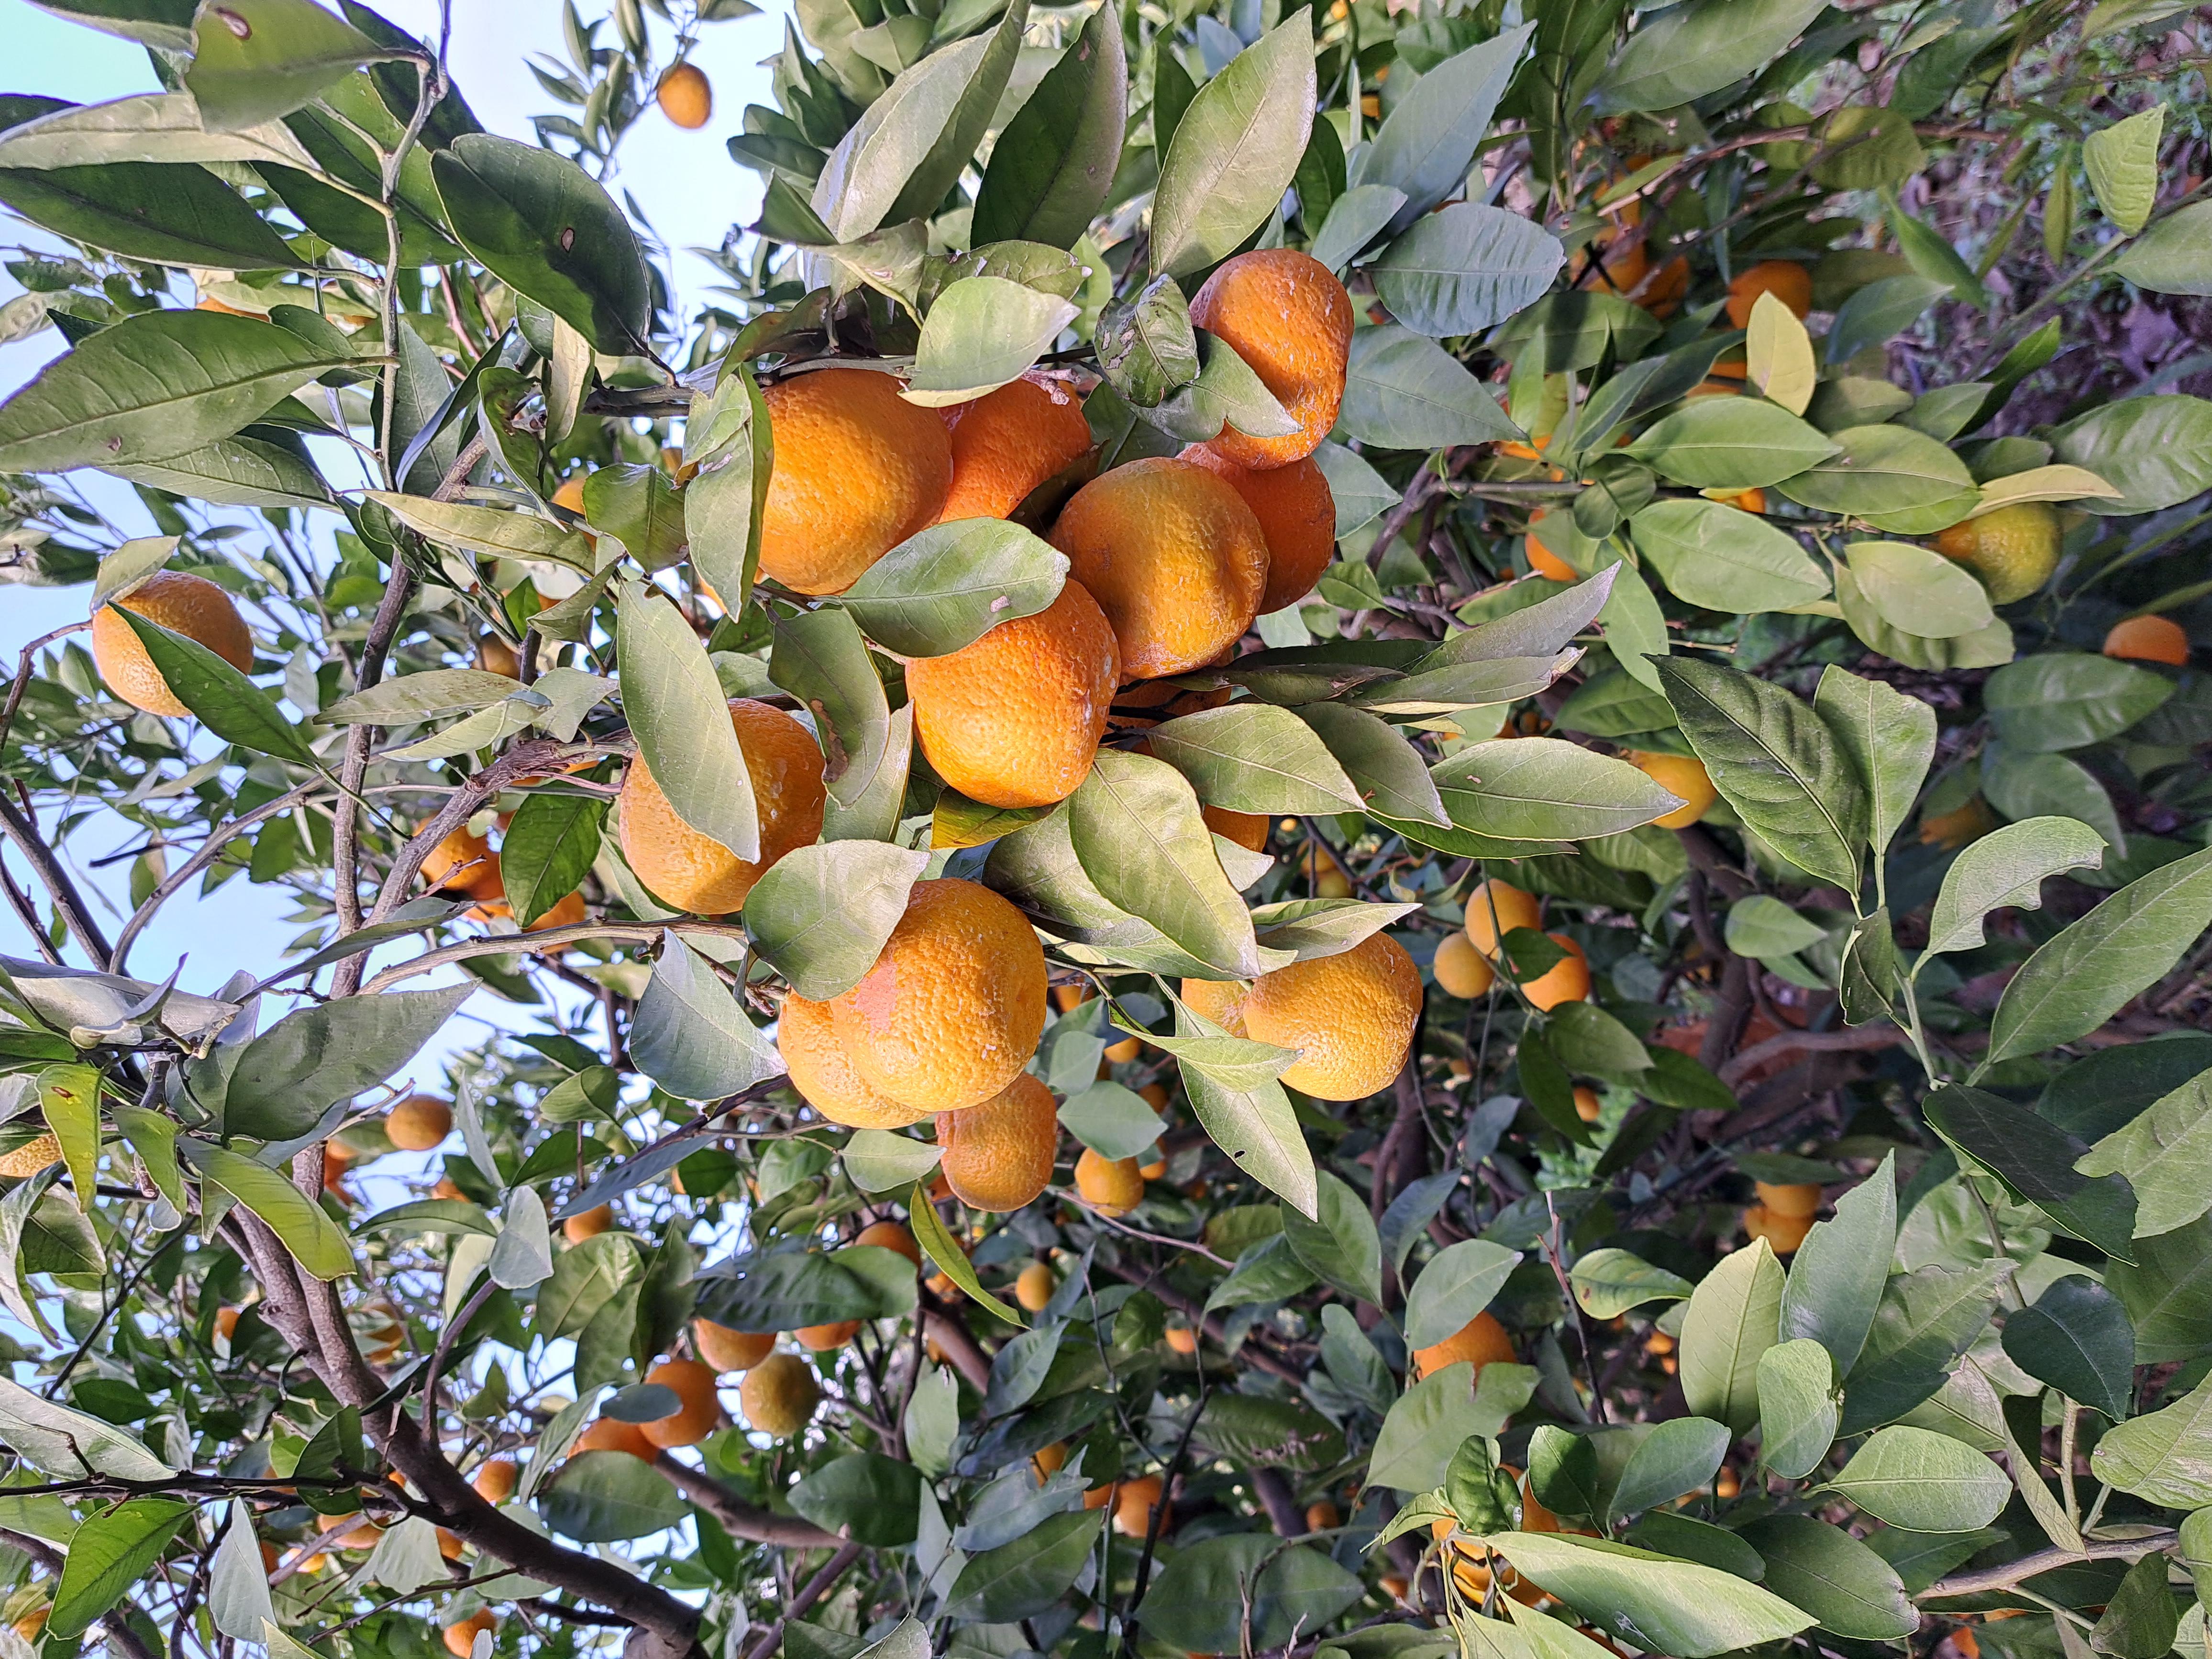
[778,993,931,1128]
[1179,445,1337,614]
[1525,510,1577,582]
[572,1413,653,1457]
[1573,1085,1602,1124]
[854,1219,921,1264]
[619,698,826,914]
[1412,1309,1515,1380]
[0,1133,60,1179]
[1202,805,1270,852]
[759,368,950,594]
[695,1321,776,1373]
[656,63,711,128]
[90,570,255,718]
[1725,260,1813,329]
[1742,1204,1812,1254]
[936,1073,1059,1212]
[1186,249,1353,468]
[422,825,503,902]
[1075,1148,1145,1216]
[938,374,1093,521]
[1240,932,1421,1100]
[472,1459,519,1503]
[1179,976,1251,1037]
[830,878,1049,1112]
[2104,614,2189,664]
[907,581,1119,808]
[385,1095,452,1151]
[1522,934,1591,1011]
[1432,931,1495,999]
[797,1320,860,1351]
[443,1612,496,1659]
[1756,1181,1823,1218]
[739,1351,820,1437]
[1627,750,1717,830]
[563,1205,613,1243]
[1306,1500,1341,1532]
[640,1357,721,1448]
[1050,457,1270,680]
[1933,501,2060,604]
[1113,1473,1167,1537]
[1015,1262,1056,1310]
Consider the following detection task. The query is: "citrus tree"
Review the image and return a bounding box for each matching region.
[0,3,2210,1659]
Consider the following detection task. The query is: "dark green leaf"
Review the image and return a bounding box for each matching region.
[1281,1171,1383,1305]
[539,1449,686,1542]
[1757,1338,1839,1480]
[1373,203,1564,337]
[629,937,781,1101]
[970,0,1125,248]
[179,1141,354,1281]
[838,519,1067,658]
[743,841,927,1001]
[1150,15,1315,277]
[1363,24,1531,230]
[1070,750,1262,978]
[1138,1535,1362,1652]
[1734,1515,1916,1638]
[2000,1276,2135,1420]
[48,1497,191,1639]
[500,791,601,928]
[0,162,307,271]
[789,1454,921,1548]
[1924,1085,2137,1260]
[1339,325,1520,448]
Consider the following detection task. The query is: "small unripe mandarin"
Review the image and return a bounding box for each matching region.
[797,1320,860,1352]
[1572,1085,1602,1124]
[1412,1310,1515,1381]
[740,1351,820,1438]
[1433,930,1495,998]
[1715,1467,1741,1498]
[695,1320,776,1373]
[640,1358,721,1449]
[1015,1262,1056,1311]
[1741,1203,1812,1254]
[573,1417,655,1460]
[1305,1500,1340,1531]
[443,1611,496,1659]
[1113,1473,1166,1537]
[1165,1326,1198,1355]
[1522,934,1591,1011]
[853,1219,921,1264]
[215,1305,241,1341]
[655,63,711,128]
[1525,510,1577,582]
[1645,1329,1675,1356]
[2104,614,2189,665]
[472,1459,519,1503]
[321,1145,351,1195]
[563,1205,613,1243]
[1052,985,1090,1013]
[1933,501,2060,604]
[432,1176,467,1201]
[386,1094,453,1152]
[1032,1441,1068,1482]
[1626,751,1717,830]
[1075,1148,1146,1217]
[1463,881,1540,957]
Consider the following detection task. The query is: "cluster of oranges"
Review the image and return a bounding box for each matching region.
[1429,878,1591,1010]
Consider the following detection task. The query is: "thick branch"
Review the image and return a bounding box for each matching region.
[921,1306,994,1394]
[1252,1468,1307,1538]
[652,1454,842,1548]
[0,794,113,966]
[1717,1023,1910,1087]
[1922,1533,2173,1600]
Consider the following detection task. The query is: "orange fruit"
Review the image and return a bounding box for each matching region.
[830,878,1049,1112]
[574,1416,654,1459]
[90,570,254,718]
[695,1321,776,1373]
[1955,1631,1982,1659]
[1715,1467,1741,1498]
[1179,445,1336,614]
[563,1205,613,1243]
[1050,457,1269,680]
[778,992,932,1128]
[1164,1326,1198,1355]
[443,1612,495,1659]
[1742,1204,1812,1254]
[1725,261,1813,329]
[317,1510,382,1549]
[1074,1148,1145,1217]
[739,1351,819,1438]
[854,1219,921,1264]
[1202,806,1270,852]
[385,1095,452,1152]
[907,581,1119,808]
[936,1073,1059,1212]
[0,1133,60,1179]
[480,634,520,677]
[1573,1085,1602,1124]
[619,698,826,915]
[1113,1473,1167,1538]
[214,1306,241,1341]
[1644,1329,1675,1357]
[432,1175,466,1201]
[1186,249,1353,468]
[1015,1261,1056,1310]
[938,374,1093,522]
[1432,931,1495,999]
[551,476,587,516]
[1238,933,1420,1100]
[1179,976,1251,1037]
[1720,486,1765,514]
[1525,510,1577,582]
[759,368,950,594]
[1920,796,1997,850]
[1626,751,1717,830]
[472,1459,519,1503]
[796,1320,860,1351]
[421,825,503,902]
[1032,1442,1069,1484]
[1412,1309,1515,1380]
[656,63,711,128]
[1380,1574,1410,1602]
[2104,614,2189,665]
[1522,934,1590,1011]
[640,1357,721,1448]
[437,1527,463,1561]
[1933,502,2060,604]
[1755,1181,1823,1219]
[1306,1500,1341,1531]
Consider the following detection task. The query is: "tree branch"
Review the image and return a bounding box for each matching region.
[651,1454,842,1548]
[1921,1533,2173,1600]
[740,1540,863,1659]
[0,793,113,966]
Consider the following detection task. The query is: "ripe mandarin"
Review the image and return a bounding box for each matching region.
[1725,261,1813,329]
[758,368,950,594]
[90,570,254,718]
[1432,931,1495,999]
[1467,881,1553,964]
[937,374,1093,522]
[385,1095,452,1152]
[1186,249,1352,468]
[778,991,933,1128]
[1074,1148,1145,1217]
[1412,1309,1515,1380]
[936,1073,1059,1212]
[1522,934,1590,1011]
[1525,510,1577,582]
[739,1351,819,1438]
[1240,932,1421,1101]
[619,699,825,914]
[1179,445,1336,614]
[1201,806,1270,852]
[655,63,711,128]
[2104,614,2189,665]
[694,1321,775,1373]
[1626,751,1716,830]
[640,1358,720,1448]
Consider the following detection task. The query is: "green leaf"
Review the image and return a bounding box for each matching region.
[1925,817,2108,956]
[1611,1417,1730,1520]
[432,134,652,354]
[1308,182,1405,273]
[1139,1536,1363,1652]
[2051,394,2212,515]
[1630,400,1836,489]
[48,1497,191,1639]
[970,0,1125,248]
[1480,1533,1816,1655]
[1774,422,1980,534]
[744,840,926,1001]
[685,363,773,618]
[2112,199,2212,294]
[500,790,601,928]
[1070,750,1262,978]
[1056,1080,1166,1160]
[947,1506,1105,1619]
[1723,896,1826,962]
[1096,272,1200,408]
[1427,737,1682,841]
[1150,15,1315,277]
[1824,274,1952,365]
[1281,1171,1383,1305]
[767,607,899,841]
[790,1454,921,1549]
[102,429,334,512]
[1338,325,1520,448]
[2077,1067,2212,1239]
[363,493,595,569]
[111,1105,183,1218]
[838,518,1067,658]
[1734,1515,1916,1638]
[629,936,781,1101]
[841,1128,940,1194]
[35,1063,100,1215]
[1986,845,2212,1064]
[1828,1425,2009,1530]
[579,464,685,570]
[1924,1086,2137,1260]
[1141,331,1300,443]
[1844,540,1995,640]
[909,1180,1024,1326]
[619,581,759,864]
[1197,1393,1344,1471]
[2090,1367,2212,1507]
[1147,702,1362,815]
[1405,1239,1523,1347]
[1985,653,2174,754]
[223,983,472,1142]
[1746,291,1817,414]
[1592,0,1824,110]
[0,309,352,475]
[1840,1261,2006,1435]
[1779,1154,1896,1377]
[1370,1361,1533,1493]
[1679,1238,1782,1435]
[0,1379,172,1480]
[1568,1248,1691,1319]
[1813,667,1936,861]
[1628,498,1830,613]
[540,1449,685,1542]
[2092,1551,2179,1659]
[1362,24,1532,229]
[0,161,308,271]
[1294,703,1449,826]
[180,1141,354,1280]
[1207,1231,1316,1312]
[1657,658,1868,890]
[905,276,1081,406]
[1174,1006,1315,1218]
[1757,1338,1839,1480]
[1372,203,1564,338]
[184,0,394,130]
[1985,749,2124,853]
[2083,105,2167,235]
[2001,1275,2135,1419]
[0,91,310,168]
